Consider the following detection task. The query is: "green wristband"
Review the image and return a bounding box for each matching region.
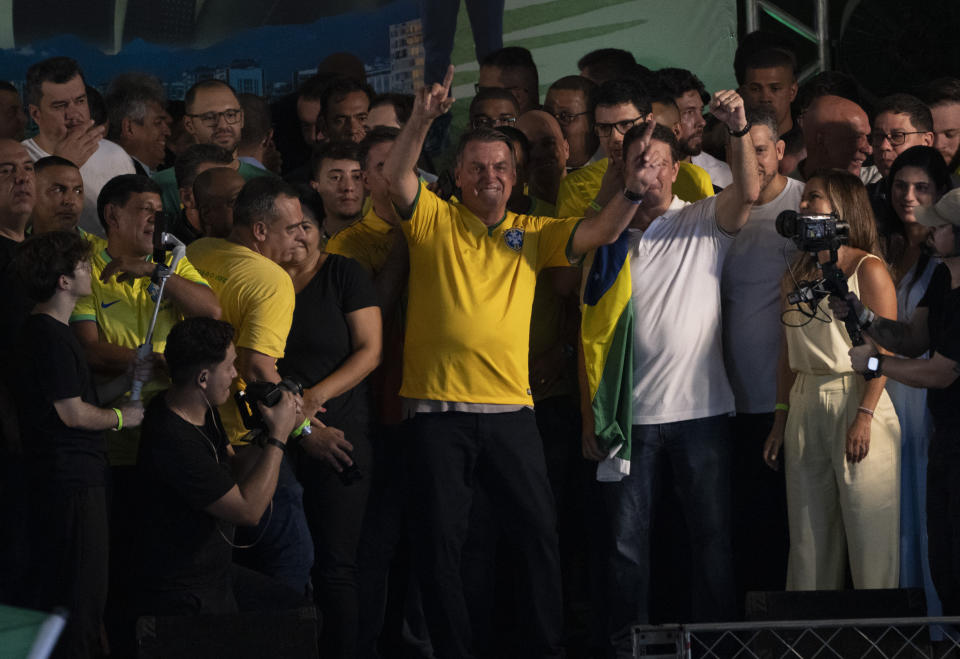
[774,403,789,413]
[290,417,311,439]
[588,199,603,212]
[113,408,123,431]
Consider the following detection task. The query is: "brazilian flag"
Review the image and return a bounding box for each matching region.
[581,229,634,482]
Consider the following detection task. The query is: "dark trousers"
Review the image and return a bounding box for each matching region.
[607,415,735,638]
[358,425,432,659]
[137,563,308,618]
[419,0,504,85]
[298,430,372,659]
[731,412,789,611]
[24,484,109,659]
[405,410,562,659]
[235,454,315,595]
[927,433,960,615]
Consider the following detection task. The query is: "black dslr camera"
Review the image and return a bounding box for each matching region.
[776,210,875,378]
[235,378,303,434]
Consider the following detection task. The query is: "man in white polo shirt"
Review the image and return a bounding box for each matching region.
[597,89,759,640]
[22,57,135,238]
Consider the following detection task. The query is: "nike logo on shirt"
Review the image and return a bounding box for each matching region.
[101,300,120,309]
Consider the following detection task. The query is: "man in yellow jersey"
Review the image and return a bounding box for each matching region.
[556,78,713,219]
[71,174,219,466]
[186,177,315,593]
[383,65,662,659]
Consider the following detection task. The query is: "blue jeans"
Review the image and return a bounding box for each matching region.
[607,415,735,636]
[235,456,314,595]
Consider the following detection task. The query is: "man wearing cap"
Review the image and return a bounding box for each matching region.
[834,188,960,615]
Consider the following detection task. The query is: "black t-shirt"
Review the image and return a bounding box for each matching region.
[136,393,236,593]
[13,313,107,488]
[0,235,33,357]
[918,262,960,431]
[278,254,379,428]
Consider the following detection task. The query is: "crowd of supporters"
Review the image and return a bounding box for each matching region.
[0,34,959,659]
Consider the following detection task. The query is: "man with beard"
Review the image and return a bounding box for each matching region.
[152,81,273,216]
[656,67,733,190]
[920,78,960,181]
[543,76,601,171]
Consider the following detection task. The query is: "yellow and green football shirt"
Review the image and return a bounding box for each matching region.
[71,247,209,465]
[400,186,581,405]
[326,205,397,276]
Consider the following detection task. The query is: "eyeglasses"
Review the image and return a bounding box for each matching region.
[187,108,243,128]
[471,115,518,129]
[595,117,643,137]
[869,130,926,147]
[548,110,589,125]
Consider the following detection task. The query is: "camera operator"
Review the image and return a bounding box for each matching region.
[763,169,901,591]
[11,230,144,658]
[833,188,960,613]
[134,317,307,618]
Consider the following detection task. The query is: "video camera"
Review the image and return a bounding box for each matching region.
[775,210,849,254]
[775,210,875,379]
[235,378,304,435]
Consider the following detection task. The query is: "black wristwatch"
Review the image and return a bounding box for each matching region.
[866,354,884,377]
[623,187,643,204]
[728,121,752,138]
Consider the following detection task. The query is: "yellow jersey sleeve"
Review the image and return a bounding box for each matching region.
[232,269,294,359]
[535,216,583,271]
[400,181,444,245]
[72,293,96,323]
[172,254,209,286]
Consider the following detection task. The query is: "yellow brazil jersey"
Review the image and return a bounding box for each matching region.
[185,237,295,444]
[400,186,582,405]
[326,205,397,276]
[70,247,210,465]
[555,157,714,217]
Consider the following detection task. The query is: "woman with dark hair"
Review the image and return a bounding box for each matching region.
[878,145,952,613]
[279,195,382,658]
[879,145,952,284]
[764,169,901,590]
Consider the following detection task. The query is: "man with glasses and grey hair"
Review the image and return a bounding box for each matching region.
[151,80,273,216]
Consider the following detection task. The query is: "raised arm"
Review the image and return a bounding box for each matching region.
[383,65,455,215]
[711,90,760,234]
[569,121,657,256]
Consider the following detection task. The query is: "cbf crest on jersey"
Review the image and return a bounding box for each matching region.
[503,228,525,252]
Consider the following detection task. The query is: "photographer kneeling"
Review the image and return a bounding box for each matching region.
[763,170,901,591]
[134,317,308,618]
[834,188,960,613]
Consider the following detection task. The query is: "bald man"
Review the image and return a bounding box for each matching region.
[193,166,244,239]
[652,98,683,141]
[794,94,877,183]
[517,110,568,205]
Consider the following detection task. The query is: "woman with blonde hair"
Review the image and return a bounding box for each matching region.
[764,169,902,590]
